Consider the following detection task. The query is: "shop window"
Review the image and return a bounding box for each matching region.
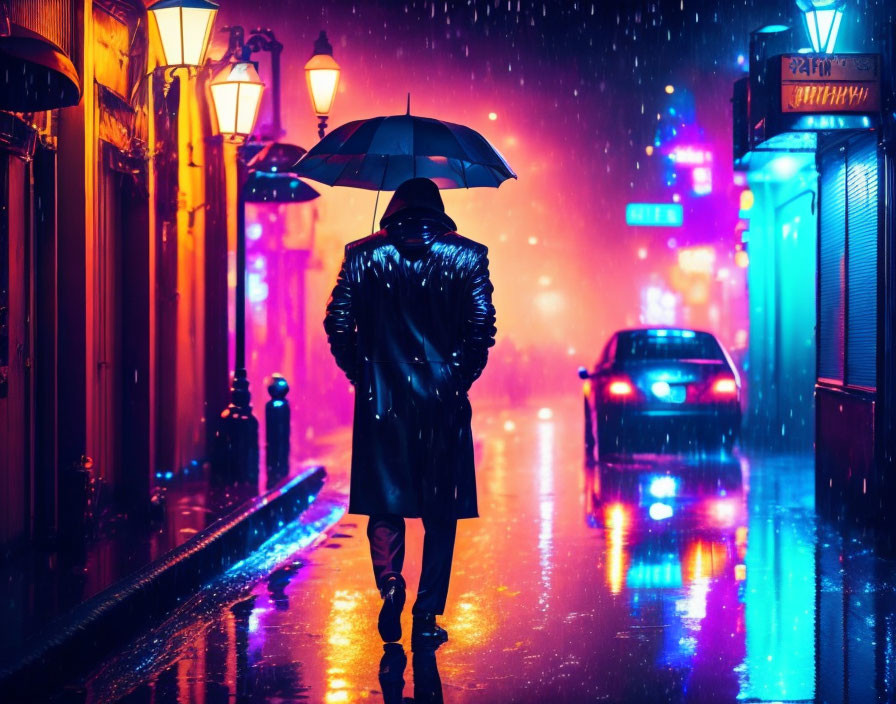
[818,147,846,382]
[845,138,878,389]
[817,134,878,391]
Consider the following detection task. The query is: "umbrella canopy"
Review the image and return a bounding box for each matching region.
[293,113,516,190]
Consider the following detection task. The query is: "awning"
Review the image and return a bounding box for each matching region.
[0,23,81,112]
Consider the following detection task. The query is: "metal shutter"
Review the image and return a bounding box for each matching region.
[818,146,846,382]
[845,135,878,389]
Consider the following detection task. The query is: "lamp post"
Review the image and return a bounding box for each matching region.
[148,0,219,68]
[304,31,341,138]
[796,0,846,54]
[207,28,315,485]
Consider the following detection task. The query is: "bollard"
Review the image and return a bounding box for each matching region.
[58,455,96,551]
[265,374,290,488]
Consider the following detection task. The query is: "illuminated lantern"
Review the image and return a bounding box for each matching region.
[305,31,341,137]
[796,0,845,54]
[209,60,265,140]
[148,0,218,67]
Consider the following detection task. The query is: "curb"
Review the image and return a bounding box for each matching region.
[0,466,327,699]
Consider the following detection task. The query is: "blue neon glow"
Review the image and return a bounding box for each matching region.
[793,114,873,130]
[649,476,677,499]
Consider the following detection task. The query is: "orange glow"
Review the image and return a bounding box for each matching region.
[677,246,716,274]
[488,111,498,120]
[683,540,728,583]
[608,380,634,396]
[305,52,341,115]
[712,377,738,395]
[605,502,629,594]
[739,189,755,211]
[582,379,592,396]
[735,249,750,268]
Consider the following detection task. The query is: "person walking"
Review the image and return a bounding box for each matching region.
[324,177,496,648]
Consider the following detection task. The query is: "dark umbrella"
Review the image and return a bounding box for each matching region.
[293,108,516,191]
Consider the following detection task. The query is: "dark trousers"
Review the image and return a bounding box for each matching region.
[367,514,457,615]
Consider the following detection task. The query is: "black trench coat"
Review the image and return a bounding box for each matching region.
[323,220,496,520]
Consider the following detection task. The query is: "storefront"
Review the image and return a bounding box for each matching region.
[732,8,895,536]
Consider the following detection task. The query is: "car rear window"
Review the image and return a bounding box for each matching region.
[615,330,724,361]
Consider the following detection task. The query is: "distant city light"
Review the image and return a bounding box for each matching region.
[692,166,712,195]
[678,246,716,274]
[537,275,552,286]
[664,85,675,94]
[735,250,750,268]
[537,407,553,420]
[670,145,712,166]
[637,247,648,260]
[645,145,654,156]
[488,111,498,120]
[641,285,677,326]
[247,223,263,240]
[736,53,746,66]
[528,236,538,245]
[739,189,755,211]
[503,419,516,432]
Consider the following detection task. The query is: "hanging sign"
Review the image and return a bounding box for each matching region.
[780,54,880,113]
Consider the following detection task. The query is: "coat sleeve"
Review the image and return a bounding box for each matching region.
[461,247,497,389]
[324,249,359,385]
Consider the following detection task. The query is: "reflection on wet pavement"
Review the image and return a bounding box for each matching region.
[73,397,896,703]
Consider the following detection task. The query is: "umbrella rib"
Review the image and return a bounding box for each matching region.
[371,155,389,233]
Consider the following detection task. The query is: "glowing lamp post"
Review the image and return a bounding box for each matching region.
[148,0,218,67]
[209,59,265,141]
[208,54,267,484]
[305,31,341,138]
[796,0,845,54]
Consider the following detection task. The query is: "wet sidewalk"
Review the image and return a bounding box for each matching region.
[56,397,896,703]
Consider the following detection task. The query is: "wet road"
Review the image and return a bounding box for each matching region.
[68,395,896,703]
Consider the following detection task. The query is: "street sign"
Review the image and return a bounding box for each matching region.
[625,203,683,227]
[780,54,880,113]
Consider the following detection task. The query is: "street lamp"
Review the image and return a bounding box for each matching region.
[304,31,340,138]
[148,0,218,67]
[209,57,265,141]
[796,0,845,54]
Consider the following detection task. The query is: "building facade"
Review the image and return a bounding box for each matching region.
[733,3,895,541]
[0,0,228,553]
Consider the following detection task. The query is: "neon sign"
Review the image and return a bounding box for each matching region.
[670,146,712,166]
[781,54,880,114]
[625,203,683,227]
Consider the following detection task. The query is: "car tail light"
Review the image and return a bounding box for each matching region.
[607,379,635,397]
[711,376,738,395]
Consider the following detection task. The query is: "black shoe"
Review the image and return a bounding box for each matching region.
[378,577,406,642]
[411,612,448,650]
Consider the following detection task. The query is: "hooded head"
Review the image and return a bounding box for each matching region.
[379,178,457,237]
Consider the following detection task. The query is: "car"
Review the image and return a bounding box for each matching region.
[578,328,742,458]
